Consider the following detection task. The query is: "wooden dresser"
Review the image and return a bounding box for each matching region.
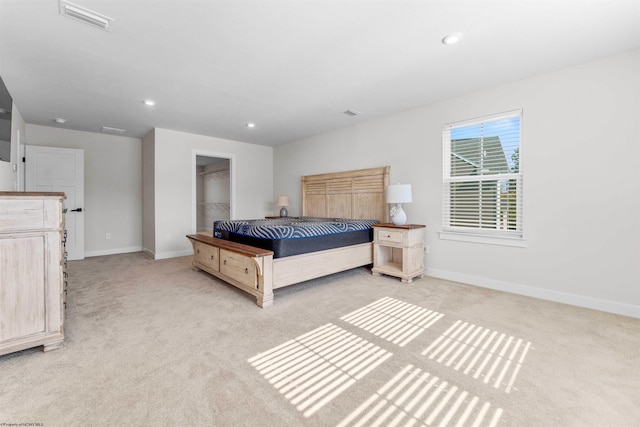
[0,192,67,356]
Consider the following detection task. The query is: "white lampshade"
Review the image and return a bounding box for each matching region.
[276,195,290,207]
[386,184,412,204]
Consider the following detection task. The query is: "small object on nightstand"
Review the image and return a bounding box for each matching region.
[371,223,425,283]
[277,195,289,217]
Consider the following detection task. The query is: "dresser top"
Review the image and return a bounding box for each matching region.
[0,192,66,198]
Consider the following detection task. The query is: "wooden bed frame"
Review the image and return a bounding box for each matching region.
[186,166,389,307]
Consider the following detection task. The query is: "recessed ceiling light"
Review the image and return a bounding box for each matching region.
[246,122,256,128]
[143,99,156,106]
[59,0,114,32]
[54,118,66,124]
[442,33,463,45]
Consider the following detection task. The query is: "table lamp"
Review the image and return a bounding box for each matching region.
[386,184,412,225]
[277,195,290,217]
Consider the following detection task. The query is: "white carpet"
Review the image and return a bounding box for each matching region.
[1,252,639,426]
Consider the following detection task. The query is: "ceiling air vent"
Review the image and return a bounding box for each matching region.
[343,109,362,116]
[101,126,126,135]
[59,0,114,31]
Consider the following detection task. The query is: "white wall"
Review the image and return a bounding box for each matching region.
[274,49,640,318]
[196,165,205,230]
[142,130,156,255]
[146,128,273,259]
[0,119,10,161]
[0,102,24,191]
[25,125,142,256]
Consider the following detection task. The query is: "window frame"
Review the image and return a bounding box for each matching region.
[440,109,525,247]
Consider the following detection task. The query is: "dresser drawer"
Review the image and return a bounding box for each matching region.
[194,241,219,271]
[376,228,405,244]
[220,249,257,288]
[0,200,44,231]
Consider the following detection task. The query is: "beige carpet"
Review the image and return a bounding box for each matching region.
[1,252,639,426]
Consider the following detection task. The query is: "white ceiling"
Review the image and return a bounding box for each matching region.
[1,0,639,146]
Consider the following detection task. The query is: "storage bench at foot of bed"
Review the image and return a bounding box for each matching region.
[187,234,375,307]
[187,234,274,307]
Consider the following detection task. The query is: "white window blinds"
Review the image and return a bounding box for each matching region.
[443,110,523,239]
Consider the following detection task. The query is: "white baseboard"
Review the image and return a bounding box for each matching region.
[153,249,193,260]
[85,246,142,258]
[426,268,640,319]
[137,247,192,260]
[141,247,155,259]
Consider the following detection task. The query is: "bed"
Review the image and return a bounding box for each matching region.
[213,217,379,258]
[186,166,389,307]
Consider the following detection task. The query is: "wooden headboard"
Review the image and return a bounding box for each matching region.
[301,166,390,223]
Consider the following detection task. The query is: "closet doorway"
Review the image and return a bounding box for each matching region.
[193,153,233,234]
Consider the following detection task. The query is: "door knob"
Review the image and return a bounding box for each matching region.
[71,208,83,212]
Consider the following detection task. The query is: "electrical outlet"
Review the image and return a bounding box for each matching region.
[106,233,111,240]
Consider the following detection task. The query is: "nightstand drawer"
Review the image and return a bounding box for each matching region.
[376,229,404,244]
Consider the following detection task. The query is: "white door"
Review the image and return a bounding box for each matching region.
[25,146,85,260]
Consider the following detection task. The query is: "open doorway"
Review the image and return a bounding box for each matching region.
[193,152,234,235]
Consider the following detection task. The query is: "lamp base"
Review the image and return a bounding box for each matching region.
[391,204,407,225]
[279,206,288,217]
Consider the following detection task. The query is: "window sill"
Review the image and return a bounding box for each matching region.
[439,231,527,247]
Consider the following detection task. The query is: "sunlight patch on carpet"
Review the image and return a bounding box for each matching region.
[248,323,393,418]
[340,297,444,347]
[421,320,532,393]
[337,364,503,427]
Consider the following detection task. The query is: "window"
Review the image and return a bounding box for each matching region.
[442,110,523,245]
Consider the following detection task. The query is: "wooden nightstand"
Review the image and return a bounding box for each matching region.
[371,223,425,283]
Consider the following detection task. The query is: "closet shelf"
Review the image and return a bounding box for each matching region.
[198,169,230,179]
[198,202,230,212]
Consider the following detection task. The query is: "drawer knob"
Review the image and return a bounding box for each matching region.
[197,249,200,254]
[224,259,227,265]
[245,268,248,274]
[211,255,214,260]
